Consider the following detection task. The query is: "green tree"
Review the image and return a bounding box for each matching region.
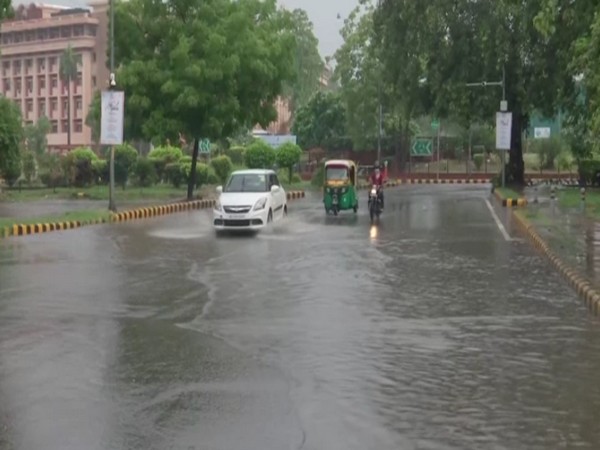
[85,91,101,145]
[292,91,348,151]
[39,154,64,192]
[373,0,592,185]
[64,147,98,187]
[244,139,276,169]
[113,0,296,200]
[275,142,303,183]
[59,45,80,148]
[334,3,385,151]
[134,157,157,187]
[0,0,13,21]
[114,143,139,189]
[24,116,51,156]
[280,9,324,120]
[210,155,233,185]
[21,150,36,184]
[0,97,23,186]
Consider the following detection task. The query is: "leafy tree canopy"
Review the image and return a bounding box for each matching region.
[0,97,23,184]
[292,91,348,151]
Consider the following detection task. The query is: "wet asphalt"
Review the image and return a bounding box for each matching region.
[1,185,600,450]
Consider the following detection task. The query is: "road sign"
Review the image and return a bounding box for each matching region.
[411,138,433,156]
[431,118,440,130]
[534,127,551,139]
[495,112,512,150]
[199,138,211,154]
[100,90,124,145]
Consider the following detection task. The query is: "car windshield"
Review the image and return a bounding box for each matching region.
[224,173,268,192]
[326,166,349,180]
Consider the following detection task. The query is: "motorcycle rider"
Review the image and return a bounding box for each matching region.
[368,161,385,209]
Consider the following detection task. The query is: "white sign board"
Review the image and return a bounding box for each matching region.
[257,134,297,149]
[495,111,512,150]
[100,90,125,145]
[534,127,551,139]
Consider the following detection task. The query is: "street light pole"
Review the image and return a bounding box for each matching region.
[108,0,116,212]
[377,102,382,163]
[465,64,508,188]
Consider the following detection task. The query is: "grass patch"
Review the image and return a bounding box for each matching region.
[496,187,523,199]
[1,181,312,203]
[558,188,600,212]
[0,209,111,229]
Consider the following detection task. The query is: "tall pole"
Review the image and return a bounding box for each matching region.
[377,102,382,163]
[436,122,440,181]
[108,0,116,212]
[501,64,506,189]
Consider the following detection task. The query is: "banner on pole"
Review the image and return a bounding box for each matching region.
[100,90,125,145]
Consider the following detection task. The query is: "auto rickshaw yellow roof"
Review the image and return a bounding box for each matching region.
[324,159,356,168]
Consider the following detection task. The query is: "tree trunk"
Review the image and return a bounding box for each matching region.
[507,110,525,186]
[187,137,199,200]
[67,77,71,148]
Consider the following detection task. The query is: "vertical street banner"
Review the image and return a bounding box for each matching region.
[100,90,125,145]
[495,111,512,150]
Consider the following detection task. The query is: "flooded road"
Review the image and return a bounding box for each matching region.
[1,185,599,450]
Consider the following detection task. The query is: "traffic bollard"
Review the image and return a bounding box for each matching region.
[551,185,556,217]
[534,186,538,204]
[581,187,586,212]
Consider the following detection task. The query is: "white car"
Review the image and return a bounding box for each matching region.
[213,169,287,231]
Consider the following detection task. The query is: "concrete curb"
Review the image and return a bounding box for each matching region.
[398,178,491,184]
[512,210,600,316]
[0,190,307,238]
[493,189,528,208]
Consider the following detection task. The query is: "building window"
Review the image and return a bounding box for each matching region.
[75,96,83,111]
[2,61,10,77]
[49,57,57,72]
[49,28,59,39]
[13,61,21,76]
[1,33,12,45]
[86,25,97,37]
[74,120,83,133]
[51,98,57,112]
[37,57,45,73]
[2,78,10,95]
[51,74,58,89]
[61,120,69,132]
[37,28,48,40]
[39,99,46,116]
[13,32,23,43]
[38,76,46,92]
[51,120,58,133]
[76,72,82,87]
[73,25,84,36]
[26,77,33,95]
[14,79,21,96]
[62,98,68,112]
[92,76,96,87]
[61,26,72,38]
[26,99,33,113]
[25,59,32,74]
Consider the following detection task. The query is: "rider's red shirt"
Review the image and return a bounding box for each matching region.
[369,172,385,186]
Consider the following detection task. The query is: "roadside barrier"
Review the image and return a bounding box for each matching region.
[493,189,528,208]
[1,191,307,239]
[513,211,600,316]
[399,178,491,184]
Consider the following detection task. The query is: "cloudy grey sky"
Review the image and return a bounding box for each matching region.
[14,0,358,58]
[278,0,357,59]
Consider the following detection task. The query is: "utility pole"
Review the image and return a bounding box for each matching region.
[108,0,116,212]
[377,102,382,163]
[466,64,508,188]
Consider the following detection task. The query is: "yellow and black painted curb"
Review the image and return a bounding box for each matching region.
[1,190,307,239]
[2,217,109,238]
[287,190,306,200]
[513,211,600,316]
[493,190,528,208]
[399,178,491,185]
[110,199,215,222]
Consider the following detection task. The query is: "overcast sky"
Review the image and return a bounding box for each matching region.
[14,0,358,59]
[278,0,357,59]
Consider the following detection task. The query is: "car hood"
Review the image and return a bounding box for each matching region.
[219,192,269,206]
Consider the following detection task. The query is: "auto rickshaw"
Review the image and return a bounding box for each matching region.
[323,159,358,215]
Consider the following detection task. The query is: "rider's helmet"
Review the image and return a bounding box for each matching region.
[373,161,381,175]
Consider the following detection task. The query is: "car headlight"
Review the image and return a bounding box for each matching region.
[214,200,222,211]
[253,197,267,211]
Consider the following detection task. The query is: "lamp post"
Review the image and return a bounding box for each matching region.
[466,65,508,188]
[108,0,116,212]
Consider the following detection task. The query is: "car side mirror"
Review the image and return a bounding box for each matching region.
[271,185,280,192]
[216,186,223,194]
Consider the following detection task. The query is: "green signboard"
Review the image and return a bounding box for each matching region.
[411,138,433,156]
[431,118,440,130]
[199,138,211,154]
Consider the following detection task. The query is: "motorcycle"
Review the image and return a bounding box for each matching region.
[368,184,383,221]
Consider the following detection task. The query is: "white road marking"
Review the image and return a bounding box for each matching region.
[485,199,512,241]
